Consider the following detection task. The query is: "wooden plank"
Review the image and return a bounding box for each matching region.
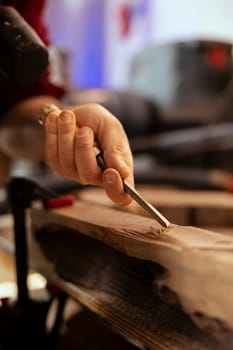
[0,214,15,283]
[0,249,15,283]
[29,221,227,350]
[77,186,233,227]
[29,200,233,349]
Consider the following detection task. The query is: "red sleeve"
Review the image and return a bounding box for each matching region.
[9,0,50,44]
[0,0,66,115]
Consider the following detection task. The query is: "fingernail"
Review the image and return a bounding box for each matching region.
[47,113,57,124]
[60,111,73,123]
[103,173,116,185]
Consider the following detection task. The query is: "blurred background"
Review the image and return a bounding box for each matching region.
[2,2,233,349]
[13,0,233,190]
[25,0,231,190]
[44,0,233,90]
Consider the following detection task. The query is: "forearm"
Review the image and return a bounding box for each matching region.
[0,97,134,205]
[0,95,62,160]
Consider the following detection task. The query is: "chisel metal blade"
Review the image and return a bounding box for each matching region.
[94,146,170,227]
[123,180,170,227]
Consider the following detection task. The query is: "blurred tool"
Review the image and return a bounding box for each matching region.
[130,122,233,157]
[129,122,233,172]
[0,6,49,84]
[129,41,233,124]
[134,164,233,192]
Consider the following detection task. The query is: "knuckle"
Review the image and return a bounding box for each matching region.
[76,141,93,151]
[80,103,107,114]
[112,143,124,154]
[59,124,74,134]
[105,144,128,162]
[60,127,72,135]
[59,155,75,172]
[79,171,100,185]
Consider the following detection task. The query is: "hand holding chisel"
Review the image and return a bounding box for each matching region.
[39,104,170,227]
[39,104,134,207]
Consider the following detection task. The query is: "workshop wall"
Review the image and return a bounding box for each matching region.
[44,0,233,89]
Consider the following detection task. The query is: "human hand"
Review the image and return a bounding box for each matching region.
[44,104,134,206]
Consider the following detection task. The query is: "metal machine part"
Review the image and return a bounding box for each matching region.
[0,6,49,84]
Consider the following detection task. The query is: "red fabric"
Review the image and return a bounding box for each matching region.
[0,0,66,115]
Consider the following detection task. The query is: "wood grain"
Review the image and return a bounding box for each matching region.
[29,199,233,348]
[77,186,233,227]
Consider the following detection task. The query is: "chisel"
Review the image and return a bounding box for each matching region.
[39,104,170,228]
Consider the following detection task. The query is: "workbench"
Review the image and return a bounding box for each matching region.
[1,185,233,349]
